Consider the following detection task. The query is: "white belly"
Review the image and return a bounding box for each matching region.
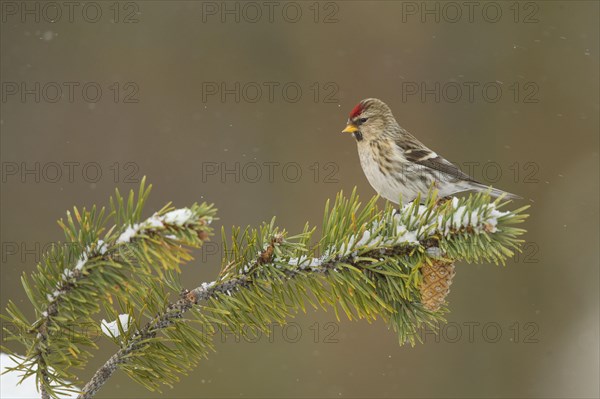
[357,142,474,203]
[357,144,409,204]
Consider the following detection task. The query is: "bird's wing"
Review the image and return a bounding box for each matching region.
[394,136,477,183]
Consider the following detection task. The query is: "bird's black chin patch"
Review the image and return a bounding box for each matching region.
[353,131,363,142]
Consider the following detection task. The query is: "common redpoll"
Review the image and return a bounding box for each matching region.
[342,98,520,204]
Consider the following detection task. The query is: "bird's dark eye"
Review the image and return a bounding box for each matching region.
[358,117,368,124]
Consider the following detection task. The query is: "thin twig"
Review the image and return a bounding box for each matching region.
[77,350,124,399]
[40,378,50,399]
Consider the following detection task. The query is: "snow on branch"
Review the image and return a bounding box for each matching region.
[1,181,528,399]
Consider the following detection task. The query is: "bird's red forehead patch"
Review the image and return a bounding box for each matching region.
[349,103,363,118]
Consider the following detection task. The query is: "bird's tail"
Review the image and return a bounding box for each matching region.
[470,182,522,200]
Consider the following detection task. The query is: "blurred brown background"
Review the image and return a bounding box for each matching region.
[1,1,598,398]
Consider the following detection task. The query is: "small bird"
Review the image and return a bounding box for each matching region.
[341,98,520,204]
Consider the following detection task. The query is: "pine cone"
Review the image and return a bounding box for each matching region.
[420,260,456,311]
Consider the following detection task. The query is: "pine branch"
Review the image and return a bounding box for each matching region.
[2,181,528,398]
[1,178,216,397]
[77,189,527,398]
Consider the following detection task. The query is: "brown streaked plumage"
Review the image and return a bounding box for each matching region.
[341,98,520,204]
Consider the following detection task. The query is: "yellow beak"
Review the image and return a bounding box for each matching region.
[342,124,358,133]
